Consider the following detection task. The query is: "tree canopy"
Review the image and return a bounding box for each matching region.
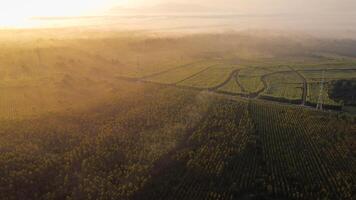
[329,79,356,105]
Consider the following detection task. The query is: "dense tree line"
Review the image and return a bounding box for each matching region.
[135,100,356,200]
[0,84,214,200]
[1,85,355,200]
[329,79,356,105]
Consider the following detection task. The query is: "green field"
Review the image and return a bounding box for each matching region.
[292,61,356,71]
[178,66,238,89]
[217,75,244,94]
[144,61,219,84]
[300,69,356,82]
[237,66,291,94]
[237,68,269,93]
[239,76,264,93]
[263,71,304,100]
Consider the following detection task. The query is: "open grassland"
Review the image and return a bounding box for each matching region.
[263,83,303,101]
[237,67,268,94]
[238,76,264,94]
[292,61,356,71]
[144,61,219,84]
[300,69,356,82]
[217,74,244,94]
[178,66,238,89]
[238,66,291,94]
[263,72,304,100]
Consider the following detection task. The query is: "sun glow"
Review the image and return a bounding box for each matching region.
[0,0,122,28]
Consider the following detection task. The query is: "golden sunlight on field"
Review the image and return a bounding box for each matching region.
[0,0,356,199]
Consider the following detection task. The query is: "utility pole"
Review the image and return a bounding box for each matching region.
[137,55,141,79]
[316,70,325,110]
[36,39,43,77]
[36,47,41,68]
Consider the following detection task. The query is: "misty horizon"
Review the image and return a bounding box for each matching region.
[4,13,354,40]
[1,1,356,39]
[1,1,355,199]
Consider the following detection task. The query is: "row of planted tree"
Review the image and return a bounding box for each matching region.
[0,84,355,200]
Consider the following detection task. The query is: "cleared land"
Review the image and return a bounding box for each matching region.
[237,66,291,95]
[263,71,304,101]
[217,71,244,94]
[178,66,238,89]
[144,61,219,84]
[238,68,270,94]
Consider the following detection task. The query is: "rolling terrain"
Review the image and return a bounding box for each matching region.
[0,30,356,200]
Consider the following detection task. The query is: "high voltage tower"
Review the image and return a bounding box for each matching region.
[137,55,141,81]
[36,39,42,70]
[36,47,41,68]
[316,70,326,110]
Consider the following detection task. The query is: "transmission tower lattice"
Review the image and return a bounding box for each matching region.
[316,70,326,110]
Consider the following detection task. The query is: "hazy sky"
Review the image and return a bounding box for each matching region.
[1,0,355,17]
[116,0,356,14]
[0,0,355,30]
